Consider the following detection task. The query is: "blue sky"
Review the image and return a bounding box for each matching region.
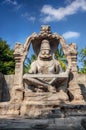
[0,0,86,54]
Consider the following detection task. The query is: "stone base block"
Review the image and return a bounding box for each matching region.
[20,91,69,118]
[0,102,20,116]
[24,90,69,103]
[0,117,86,129]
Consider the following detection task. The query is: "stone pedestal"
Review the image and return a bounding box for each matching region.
[20,91,69,118]
[68,80,84,102]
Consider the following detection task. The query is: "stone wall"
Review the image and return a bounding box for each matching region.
[0,73,14,102]
[76,74,86,101]
[0,73,3,101]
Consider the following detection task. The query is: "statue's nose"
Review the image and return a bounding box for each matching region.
[44,50,49,55]
[41,50,50,55]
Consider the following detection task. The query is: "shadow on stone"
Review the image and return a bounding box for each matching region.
[81,119,86,129]
[79,84,86,101]
[1,76,10,102]
[67,72,74,102]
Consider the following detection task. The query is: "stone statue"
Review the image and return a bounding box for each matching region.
[0,25,85,119]
[23,39,68,92]
[29,39,62,74]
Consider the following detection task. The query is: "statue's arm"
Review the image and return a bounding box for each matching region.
[29,61,38,74]
[55,60,63,73]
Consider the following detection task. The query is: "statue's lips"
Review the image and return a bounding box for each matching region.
[39,55,52,59]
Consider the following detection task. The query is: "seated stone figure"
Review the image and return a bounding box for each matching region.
[23,39,68,92]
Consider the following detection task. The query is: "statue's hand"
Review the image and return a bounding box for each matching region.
[48,85,56,92]
[66,66,71,74]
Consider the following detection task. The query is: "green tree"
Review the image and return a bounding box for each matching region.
[0,38,15,74]
[24,55,36,73]
[78,47,86,74]
[55,47,67,71]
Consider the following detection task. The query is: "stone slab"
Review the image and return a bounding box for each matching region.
[23,73,68,78]
[0,117,85,129]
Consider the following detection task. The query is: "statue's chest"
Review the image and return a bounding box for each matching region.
[37,61,55,74]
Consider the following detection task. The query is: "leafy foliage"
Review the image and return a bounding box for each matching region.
[78,47,86,74]
[0,38,15,74]
[24,55,36,73]
[55,47,67,71]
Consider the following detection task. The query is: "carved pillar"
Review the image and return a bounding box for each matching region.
[67,44,84,102]
[14,56,24,90]
[11,43,25,102]
[71,53,78,75]
[66,55,72,69]
[63,43,78,75]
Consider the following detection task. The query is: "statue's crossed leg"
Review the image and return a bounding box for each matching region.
[23,76,56,92]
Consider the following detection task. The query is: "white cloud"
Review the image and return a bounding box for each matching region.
[29,16,36,22]
[2,0,22,10]
[62,31,80,39]
[3,0,17,5]
[41,0,86,23]
[21,12,36,23]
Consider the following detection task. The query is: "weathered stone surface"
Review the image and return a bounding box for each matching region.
[19,90,68,117]
[24,91,68,102]
[68,81,84,101]
[11,89,24,103]
[0,102,20,116]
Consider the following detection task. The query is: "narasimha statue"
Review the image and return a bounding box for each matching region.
[23,39,69,92]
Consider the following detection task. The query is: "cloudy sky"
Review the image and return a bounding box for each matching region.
[0,0,86,53]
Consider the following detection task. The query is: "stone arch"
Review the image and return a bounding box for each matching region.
[24,34,38,60]
[23,32,73,76]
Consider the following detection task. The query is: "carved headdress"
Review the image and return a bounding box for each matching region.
[40,39,51,50]
[31,25,60,56]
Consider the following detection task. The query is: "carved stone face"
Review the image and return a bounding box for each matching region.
[38,39,52,60]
